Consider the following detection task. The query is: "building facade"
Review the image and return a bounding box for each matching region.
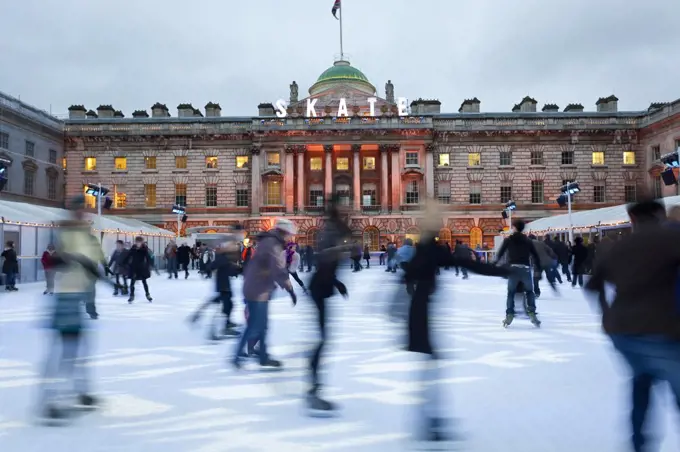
[0,91,65,207]
[62,60,680,249]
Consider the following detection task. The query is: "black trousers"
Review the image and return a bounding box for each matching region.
[129,277,149,296]
[289,271,305,289]
[309,292,328,393]
[179,262,189,277]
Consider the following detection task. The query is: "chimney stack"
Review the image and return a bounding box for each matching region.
[518,96,537,113]
[177,103,195,118]
[596,95,618,113]
[258,103,275,116]
[564,103,584,113]
[205,102,222,117]
[542,104,559,113]
[409,99,441,115]
[458,97,481,113]
[67,105,87,120]
[96,105,115,119]
[151,103,169,118]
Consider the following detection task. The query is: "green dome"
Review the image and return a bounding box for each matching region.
[309,60,376,96]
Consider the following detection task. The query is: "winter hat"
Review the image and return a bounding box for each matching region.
[274,219,297,236]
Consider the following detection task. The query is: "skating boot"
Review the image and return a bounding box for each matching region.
[306,388,337,417]
[222,326,240,338]
[113,288,119,296]
[260,358,283,370]
[76,394,100,410]
[413,417,461,450]
[38,403,70,426]
[122,287,129,296]
[146,293,153,303]
[502,313,514,328]
[528,312,541,328]
[128,295,134,304]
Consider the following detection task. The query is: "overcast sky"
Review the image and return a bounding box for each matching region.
[2,0,678,117]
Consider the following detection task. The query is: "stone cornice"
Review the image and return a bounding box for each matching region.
[22,158,38,172]
[379,144,400,153]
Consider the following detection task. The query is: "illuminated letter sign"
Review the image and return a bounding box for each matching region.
[274,97,408,118]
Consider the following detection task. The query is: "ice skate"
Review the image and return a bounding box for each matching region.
[502,313,514,328]
[528,312,541,328]
[306,389,337,417]
[146,293,153,302]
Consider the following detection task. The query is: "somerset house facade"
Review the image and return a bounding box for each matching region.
[62,59,680,249]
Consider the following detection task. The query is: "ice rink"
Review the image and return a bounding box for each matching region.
[1,266,678,451]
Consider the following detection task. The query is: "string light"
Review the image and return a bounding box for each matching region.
[0,219,174,237]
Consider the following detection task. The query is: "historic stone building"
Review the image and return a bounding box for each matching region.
[62,59,680,249]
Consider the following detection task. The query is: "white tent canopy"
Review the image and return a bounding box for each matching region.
[525,195,680,234]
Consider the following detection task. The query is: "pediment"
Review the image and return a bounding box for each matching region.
[261,168,283,178]
[45,166,59,178]
[22,158,38,172]
[402,167,424,177]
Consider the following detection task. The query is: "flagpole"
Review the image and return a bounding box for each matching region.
[339,1,344,59]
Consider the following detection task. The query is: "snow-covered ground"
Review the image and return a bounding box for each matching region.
[0,267,678,451]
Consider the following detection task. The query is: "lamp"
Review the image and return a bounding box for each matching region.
[556,182,579,242]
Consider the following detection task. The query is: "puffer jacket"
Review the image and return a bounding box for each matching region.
[242,231,290,301]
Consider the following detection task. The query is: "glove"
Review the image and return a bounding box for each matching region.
[288,288,297,307]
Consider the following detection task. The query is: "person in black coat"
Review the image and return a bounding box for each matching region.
[1,241,19,291]
[403,222,512,445]
[304,244,314,272]
[108,240,129,296]
[177,242,191,279]
[570,237,588,287]
[124,236,156,303]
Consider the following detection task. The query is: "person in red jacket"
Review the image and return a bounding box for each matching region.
[41,244,57,295]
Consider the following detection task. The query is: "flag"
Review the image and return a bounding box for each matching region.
[332,0,341,19]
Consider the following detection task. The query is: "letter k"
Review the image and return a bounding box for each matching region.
[307,98,318,117]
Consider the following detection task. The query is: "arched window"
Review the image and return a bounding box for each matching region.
[405,227,420,244]
[469,227,483,249]
[307,228,319,250]
[363,226,380,251]
[438,228,452,245]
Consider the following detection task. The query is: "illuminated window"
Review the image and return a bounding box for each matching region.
[264,180,281,205]
[62,157,67,170]
[266,152,280,167]
[175,156,187,169]
[336,157,349,170]
[144,156,157,170]
[438,153,450,167]
[310,157,323,171]
[113,186,127,208]
[205,156,218,169]
[144,184,156,207]
[114,157,127,170]
[236,188,249,206]
[592,151,605,165]
[405,180,419,204]
[362,183,377,206]
[623,151,636,165]
[236,156,249,169]
[363,227,380,252]
[175,184,187,206]
[83,185,96,208]
[468,153,481,166]
[84,157,97,171]
[405,152,419,166]
[205,185,218,207]
[362,157,376,170]
[47,176,57,200]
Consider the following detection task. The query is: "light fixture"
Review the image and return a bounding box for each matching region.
[171,204,186,215]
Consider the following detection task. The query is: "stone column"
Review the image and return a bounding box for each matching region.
[324,144,333,198]
[390,145,401,209]
[425,144,435,198]
[296,146,305,212]
[352,144,361,211]
[284,146,295,214]
[380,145,389,212]
[250,146,261,215]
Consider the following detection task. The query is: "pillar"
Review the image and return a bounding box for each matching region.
[352,144,361,211]
[425,144,435,198]
[296,146,305,212]
[284,147,295,214]
[380,145,389,212]
[390,145,401,208]
[250,147,261,215]
[324,144,333,198]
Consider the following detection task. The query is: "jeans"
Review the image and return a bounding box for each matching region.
[549,262,562,284]
[179,262,189,278]
[506,266,536,315]
[45,270,55,292]
[234,301,269,365]
[129,278,149,296]
[610,335,680,452]
[561,262,571,282]
[166,257,177,278]
[4,271,16,287]
[40,330,90,406]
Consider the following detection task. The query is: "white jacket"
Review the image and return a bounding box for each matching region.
[282,250,300,273]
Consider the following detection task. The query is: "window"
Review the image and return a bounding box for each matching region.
[500,185,512,203]
[437,181,451,204]
[47,176,57,200]
[175,156,188,169]
[265,180,281,205]
[205,185,217,207]
[593,185,606,203]
[438,153,450,167]
[363,227,380,252]
[307,228,319,250]
[309,184,324,206]
[362,183,377,206]
[84,186,96,208]
[236,188,249,207]
[144,184,156,207]
[114,186,127,208]
[530,151,544,166]
[405,180,419,204]
[114,157,127,170]
[531,181,544,204]
[624,184,637,203]
[175,183,187,206]
[469,183,481,204]
[48,149,57,164]
[561,150,574,165]
[0,132,8,149]
[651,145,661,161]
[144,156,157,170]
[652,176,662,198]
[266,152,280,167]
[236,156,249,169]
[468,152,481,166]
[310,157,323,171]
[84,157,97,171]
[336,183,351,206]
[205,156,218,169]
[23,171,35,196]
[499,151,512,166]
[405,152,419,166]
[25,140,35,157]
[623,151,635,165]
[62,157,67,170]
[336,157,349,170]
[363,156,376,170]
[592,151,605,165]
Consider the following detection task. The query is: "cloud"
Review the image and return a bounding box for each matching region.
[1,0,677,116]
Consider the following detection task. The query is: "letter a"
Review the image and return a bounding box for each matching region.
[337,98,348,117]
[275,99,288,118]
[306,98,318,117]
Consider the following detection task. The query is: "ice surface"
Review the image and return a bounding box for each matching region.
[0,266,678,451]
